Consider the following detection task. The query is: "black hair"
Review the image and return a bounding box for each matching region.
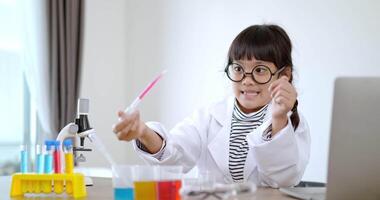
[227,24,300,130]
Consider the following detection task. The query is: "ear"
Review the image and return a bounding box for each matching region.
[280,66,292,81]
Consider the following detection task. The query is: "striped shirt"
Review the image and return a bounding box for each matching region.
[229,101,268,182]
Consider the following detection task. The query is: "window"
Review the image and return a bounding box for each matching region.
[0,0,32,175]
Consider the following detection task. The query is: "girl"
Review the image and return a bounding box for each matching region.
[113,24,310,188]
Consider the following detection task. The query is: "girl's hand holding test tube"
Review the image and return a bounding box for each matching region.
[113,110,148,141]
[112,70,166,154]
[268,75,298,135]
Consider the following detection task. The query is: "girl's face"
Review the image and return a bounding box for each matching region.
[231,58,279,113]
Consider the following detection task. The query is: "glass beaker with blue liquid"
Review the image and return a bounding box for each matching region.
[112,165,134,200]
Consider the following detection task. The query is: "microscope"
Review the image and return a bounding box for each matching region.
[56,98,95,185]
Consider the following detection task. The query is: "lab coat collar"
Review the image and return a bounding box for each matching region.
[209,96,235,125]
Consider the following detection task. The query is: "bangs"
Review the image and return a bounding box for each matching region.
[227,25,291,69]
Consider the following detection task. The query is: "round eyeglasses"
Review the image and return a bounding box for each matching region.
[225,63,286,84]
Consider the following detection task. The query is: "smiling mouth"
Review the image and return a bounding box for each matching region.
[241,91,260,96]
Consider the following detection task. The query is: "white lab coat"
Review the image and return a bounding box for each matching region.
[133,96,310,188]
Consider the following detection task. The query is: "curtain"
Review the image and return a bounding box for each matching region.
[49,0,85,134]
[21,0,85,136]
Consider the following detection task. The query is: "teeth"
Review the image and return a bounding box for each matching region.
[243,91,259,95]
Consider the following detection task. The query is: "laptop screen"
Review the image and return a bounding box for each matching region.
[326,77,380,200]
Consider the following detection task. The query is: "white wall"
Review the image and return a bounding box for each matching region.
[81,0,380,182]
[80,0,144,168]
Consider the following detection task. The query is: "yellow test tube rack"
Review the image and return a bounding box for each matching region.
[10,173,87,198]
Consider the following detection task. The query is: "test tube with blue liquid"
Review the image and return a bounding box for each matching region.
[20,145,28,173]
[44,141,54,174]
[35,144,45,174]
[32,144,45,193]
[42,140,54,193]
[20,145,30,194]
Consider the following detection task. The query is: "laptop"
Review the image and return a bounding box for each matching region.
[280,77,380,200]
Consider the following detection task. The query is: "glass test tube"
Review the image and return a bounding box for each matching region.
[63,140,74,173]
[53,140,64,194]
[20,145,28,173]
[64,139,74,194]
[44,141,54,174]
[36,144,45,174]
[53,141,61,173]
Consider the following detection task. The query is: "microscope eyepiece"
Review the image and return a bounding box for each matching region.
[76,98,91,132]
[77,98,89,115]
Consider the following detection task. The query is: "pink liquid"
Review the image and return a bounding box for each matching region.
[157,180,182,200]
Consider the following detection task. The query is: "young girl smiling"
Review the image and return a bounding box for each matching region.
[113,24,310,187]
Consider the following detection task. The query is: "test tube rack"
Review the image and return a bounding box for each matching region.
[10,173,87,198]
